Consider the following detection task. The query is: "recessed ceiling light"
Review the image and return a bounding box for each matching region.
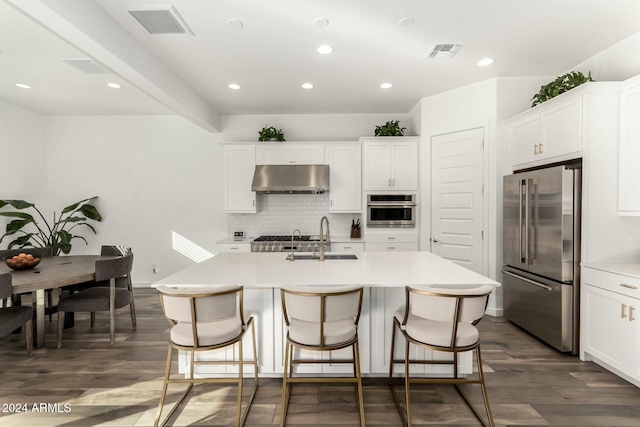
[228,83,241,90]
[317,45,333,55]
[380,82,393,89]
[301,83,314,89]
[106,82,122,89]
[15,83,32,89]
[399,17,415,27]
[313,18,329,28]
[227,19,243,29]
[478,58,495,67]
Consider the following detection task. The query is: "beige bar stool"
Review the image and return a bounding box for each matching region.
[154,285,258,427]
[388,284,495,427]
[280,284,365,427]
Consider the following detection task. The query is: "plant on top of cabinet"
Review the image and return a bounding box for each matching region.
[374,120,406,136]
[531,71,593,107]
[258,125,285,142]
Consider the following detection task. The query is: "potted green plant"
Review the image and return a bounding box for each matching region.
[0,196,102,255]
[531,71,593,107]
[258,125,286,142]
[374,120,406,136]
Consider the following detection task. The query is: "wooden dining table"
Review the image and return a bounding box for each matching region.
[0,255,116,348]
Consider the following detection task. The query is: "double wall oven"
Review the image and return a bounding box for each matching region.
[367,194,416,228]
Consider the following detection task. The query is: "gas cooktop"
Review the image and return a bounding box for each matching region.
[254,235,312,242]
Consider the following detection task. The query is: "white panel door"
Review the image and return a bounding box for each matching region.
[431,128,484,274]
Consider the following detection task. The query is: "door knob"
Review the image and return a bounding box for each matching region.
[431,238,440,243]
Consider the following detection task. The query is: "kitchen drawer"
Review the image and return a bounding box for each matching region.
[217,243,251,253]
[582,266,640,300]
[332,242,364,252]
[365,232,418,243]
[365,242,417,252]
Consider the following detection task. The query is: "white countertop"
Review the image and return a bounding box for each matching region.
[154,251,500,288]
[582,262,640,279]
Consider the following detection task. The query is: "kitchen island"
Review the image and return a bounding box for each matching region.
[154,251,500,377]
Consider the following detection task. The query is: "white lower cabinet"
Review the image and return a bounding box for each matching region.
[332,242,364,252]
[581,266,640,386]
[365,232,419,252]
[217,243,251,253]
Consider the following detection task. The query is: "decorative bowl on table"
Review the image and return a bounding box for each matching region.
[4,253,41,270]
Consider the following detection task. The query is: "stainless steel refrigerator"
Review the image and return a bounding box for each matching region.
[502,163,581,354]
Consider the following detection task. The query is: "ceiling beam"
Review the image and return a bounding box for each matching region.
[5,0,221,132]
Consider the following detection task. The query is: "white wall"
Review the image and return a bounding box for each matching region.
[0,100,47,200]
[570,31,640,82]
[44,115,224,285]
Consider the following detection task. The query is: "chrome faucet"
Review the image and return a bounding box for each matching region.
[286,229,302,261]
[314,216,330,261]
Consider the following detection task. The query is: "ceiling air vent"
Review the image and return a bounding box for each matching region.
[427,43,465,59]
[127,6,194,35]
[61,59,109,74]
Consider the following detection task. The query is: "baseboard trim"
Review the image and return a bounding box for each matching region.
[486,307,503,317]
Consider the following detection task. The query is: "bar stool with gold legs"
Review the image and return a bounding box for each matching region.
[154,285,259,427]
[280,284,365,427]
[388,285,495,427]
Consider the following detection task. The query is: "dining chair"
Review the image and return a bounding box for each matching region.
[0,272,33,357]
[56,252,135,347]
[0,247,56,320]
[388,284,495,427]
[154,285,259,427]
[280,284,365,427]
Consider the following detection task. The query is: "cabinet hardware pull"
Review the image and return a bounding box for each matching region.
[622,303,628,319]
[289,160,296,163]
[539,143,544,153]
[534,144,539,155]
[392,178,395,186]
[620,283,638,290]
[388,246,396,250]
[331,200,333,206]
[387,237,396,240]
[344,246,351,249]
[388,178,391,187]
[631,306,636,322]
[253,200,255,207]
[230,247,238,250]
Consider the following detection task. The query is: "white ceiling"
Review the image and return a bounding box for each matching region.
[2,0,640,131]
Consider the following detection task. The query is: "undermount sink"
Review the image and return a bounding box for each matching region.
[287,254,358,260]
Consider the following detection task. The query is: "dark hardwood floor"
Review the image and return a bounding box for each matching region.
[1,288,640,426]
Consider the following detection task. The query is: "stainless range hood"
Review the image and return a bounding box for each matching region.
[251,164,330,194]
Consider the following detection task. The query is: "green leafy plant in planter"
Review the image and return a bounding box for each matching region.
[258,125,286,142]
[531,71,593,107]
[0,196,102,255]
[374,120,406,136]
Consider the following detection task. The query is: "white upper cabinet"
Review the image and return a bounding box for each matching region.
[508,92,583,169]
[223,145,256,213]
[256,144,326,165]
[361,137,419,191]
[326,144,362,212]
[619,78,640,215]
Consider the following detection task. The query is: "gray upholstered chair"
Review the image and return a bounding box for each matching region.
[280,284,365,427]
[154,285,258,427]
[388,285,495,427]
[0,273,33,357]
[56,253,135,347]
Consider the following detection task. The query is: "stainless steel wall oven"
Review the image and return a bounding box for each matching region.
[366,194,416,228]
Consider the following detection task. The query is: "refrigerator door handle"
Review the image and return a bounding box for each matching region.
[519,179,525,264]
[524,178,530,265]
[503,271,553,291]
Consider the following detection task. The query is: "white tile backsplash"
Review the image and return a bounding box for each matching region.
[228,194,361,238]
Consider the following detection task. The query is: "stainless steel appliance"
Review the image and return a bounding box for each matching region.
[503,163,581,354]
[251,165,329,194]
[251,235,331,253]
[366,194,416,228]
